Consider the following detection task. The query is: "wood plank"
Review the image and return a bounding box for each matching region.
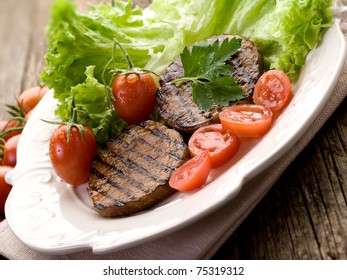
[21,0,53,90]
[0,0,52,119]
[0,0,34,118]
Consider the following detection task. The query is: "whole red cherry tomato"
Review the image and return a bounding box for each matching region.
[2,134,21,167]
[0,165,13,214]
[112,72,157,124]
[49,124,97,187]
[109,40,157,125]
[0,119,23,141]
[17,85,48,114]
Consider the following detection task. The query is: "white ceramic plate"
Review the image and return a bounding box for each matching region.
[5,20,346,255]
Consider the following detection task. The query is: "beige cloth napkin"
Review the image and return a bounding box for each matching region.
[0,22,346,260]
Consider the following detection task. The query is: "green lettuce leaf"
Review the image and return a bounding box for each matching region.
[223,0,333,77]
[41,0,175,143]
[147,0,333,78]
[55,66,126,144]
[41,0,333,144]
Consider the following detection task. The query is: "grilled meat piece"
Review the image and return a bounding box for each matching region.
[156,35,263,134]
[87,120,190,217]
[219,35,263,100]
[156,76,216,134]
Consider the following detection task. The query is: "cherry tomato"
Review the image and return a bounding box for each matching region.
[219,104,273,138]
[0,120,23,141]
[24,109,34,121]
[49,125,97,187]
[0,166,13,214]
[253,69,292,113]
[17,85,48,114]
[188,124,240,167]
[112,73,157,124]
[2,134,21,167]
[169,151,212,191]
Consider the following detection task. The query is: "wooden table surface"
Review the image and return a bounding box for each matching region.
[1,0,347,260]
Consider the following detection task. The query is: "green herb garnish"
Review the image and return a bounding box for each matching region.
[173,37,244,111]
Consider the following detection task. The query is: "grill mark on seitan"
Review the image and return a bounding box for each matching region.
[92,156,155,193]
[160,60,184,83]
[112,124,186,164]
[98,149,168,184]
[87,120,189,217]
[91,169,129,205]
[90,161,146,205]
[109,137,177,173]
[143,124,188,151]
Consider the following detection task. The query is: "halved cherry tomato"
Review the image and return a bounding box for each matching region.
[112,73,157,124]
[169,151,212,191]
[49,124,97,187]
[0,165,13,214]
[17,85,48,114]
[188,124,240,167]
[253,69,292,113]
[219,104,273,138]
[1,134,21,167]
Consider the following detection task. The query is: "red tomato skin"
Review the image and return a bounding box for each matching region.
[169,151,212,191]
[2,134,21,167]
[219,104,273,138]
[24,109,33,121]
[253,69,292,113]
[188,124,240,168]
[18,85,48,113]
[0,166,13,214]
[0,120,23,141]
[112,73,157,124]
[49,125,97,187]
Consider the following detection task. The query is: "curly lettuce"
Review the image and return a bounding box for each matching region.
[55,66,126,144]
[41,0,175,143]
[225,0,333,76]
[40,0,333,144]
[147,0,333,76]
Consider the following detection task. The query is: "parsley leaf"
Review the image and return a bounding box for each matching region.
[175,37,244,111]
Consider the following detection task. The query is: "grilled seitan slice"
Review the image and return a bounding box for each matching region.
[87,120,190,217]
[156,34,263,134]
